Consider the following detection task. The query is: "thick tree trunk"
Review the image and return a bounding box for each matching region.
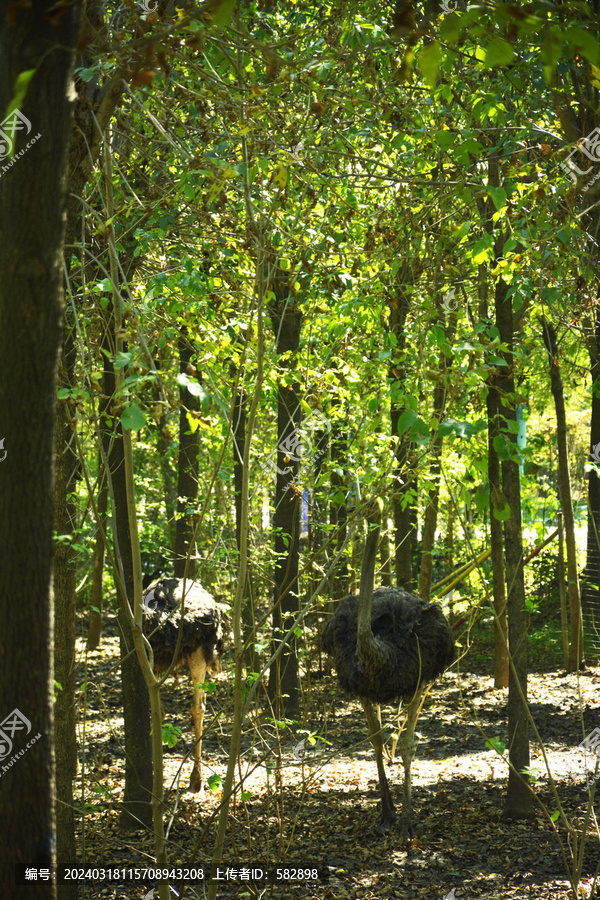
[540,317,584,671]
[495,277,533,820]
[53,326,79,899]
[174,334,200,578]
[268,274,302,717]
[0,1,79,894]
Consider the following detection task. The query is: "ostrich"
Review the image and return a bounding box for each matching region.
[142,578,228,791]
[322,504,456,839]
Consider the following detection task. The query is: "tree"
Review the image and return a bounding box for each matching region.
[268,264,303,718]
[0,0,80,892]
[540,316,584,671]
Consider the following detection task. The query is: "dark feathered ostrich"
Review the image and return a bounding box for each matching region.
[142,578,228,791]
[322,504,456,839]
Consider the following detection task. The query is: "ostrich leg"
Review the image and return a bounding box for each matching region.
[399,686,427,842]
[187,648,207,792]
[361,698,396,831]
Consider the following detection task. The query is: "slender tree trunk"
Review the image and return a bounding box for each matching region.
[174,333,200,578]
[487,378,509,688]
[379,524,392,587]
[152,367,177,556]
[389,274,417,589]
[86,326,112,652]
[584,303,600,648]
[329,421,349,605]
[53,326,79,899]
[0,1,80,893]
[418,305,454,601]
[495,276,533,820]
[233,375,254,669]
[477,186,508,689]
[268,271,302,717]
[312,426,329,598]
[540,316,584,671]
[103,312,153,829]
[558,512,570,669]
[86,464,108,651]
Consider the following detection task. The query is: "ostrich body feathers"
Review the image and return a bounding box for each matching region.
[322,586,455,704]
[142,578,227,675]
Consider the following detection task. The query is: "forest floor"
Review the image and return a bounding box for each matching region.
[72,618,600,900]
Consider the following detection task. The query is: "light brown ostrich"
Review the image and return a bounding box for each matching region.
[142,578,228,791]
[322,504,455,839]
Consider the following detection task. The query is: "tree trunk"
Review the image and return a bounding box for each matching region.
[495,276,533,820]
[103,315,153,830]
[152,365,177,556]
[487,377,509,689]
[233,375,254,669]
[53,325,79,899]
[174,333,200,578]
[0,0,80,893]
[540,316,584,671]
[584,303,600,650]
[268,271,302,717]
[329,421,349,605]
[418,304,454,601]
[477,181,508,689]
[86,324,113,652]
[86,455,108,651]
[389,275,417,589]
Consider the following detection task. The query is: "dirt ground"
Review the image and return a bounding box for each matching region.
[67,621,600,900]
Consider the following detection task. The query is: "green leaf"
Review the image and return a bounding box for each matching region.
[488,186,507,211]
[6,68,35,119]
[397,408,417,436]
[491,484,510,521]
[564,26,600,65]
[3,68,36,159]
[75,67,98,83]
[438,418,484,439]
[557,228,571,247]
[438,12,462,45]
[418,41,442,88]
[474,484,489,516]
[435,128,456,150]
[207,773,222,792]
[485,737,506,755]
[483,37,515,68]
[541,25,564,81]
[211,0,236,29]
[411,417,430,443]
[471,234,494,265]
[121,402,146,431]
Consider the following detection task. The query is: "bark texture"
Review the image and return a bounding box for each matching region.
[0,0,80,893]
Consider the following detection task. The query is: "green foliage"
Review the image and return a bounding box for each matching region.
[161,722,182,749]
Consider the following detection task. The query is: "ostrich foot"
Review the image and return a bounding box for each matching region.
[374,813,396,836]
[400,814,415,844]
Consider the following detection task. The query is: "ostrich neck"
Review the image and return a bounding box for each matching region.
[356,509,381,668]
